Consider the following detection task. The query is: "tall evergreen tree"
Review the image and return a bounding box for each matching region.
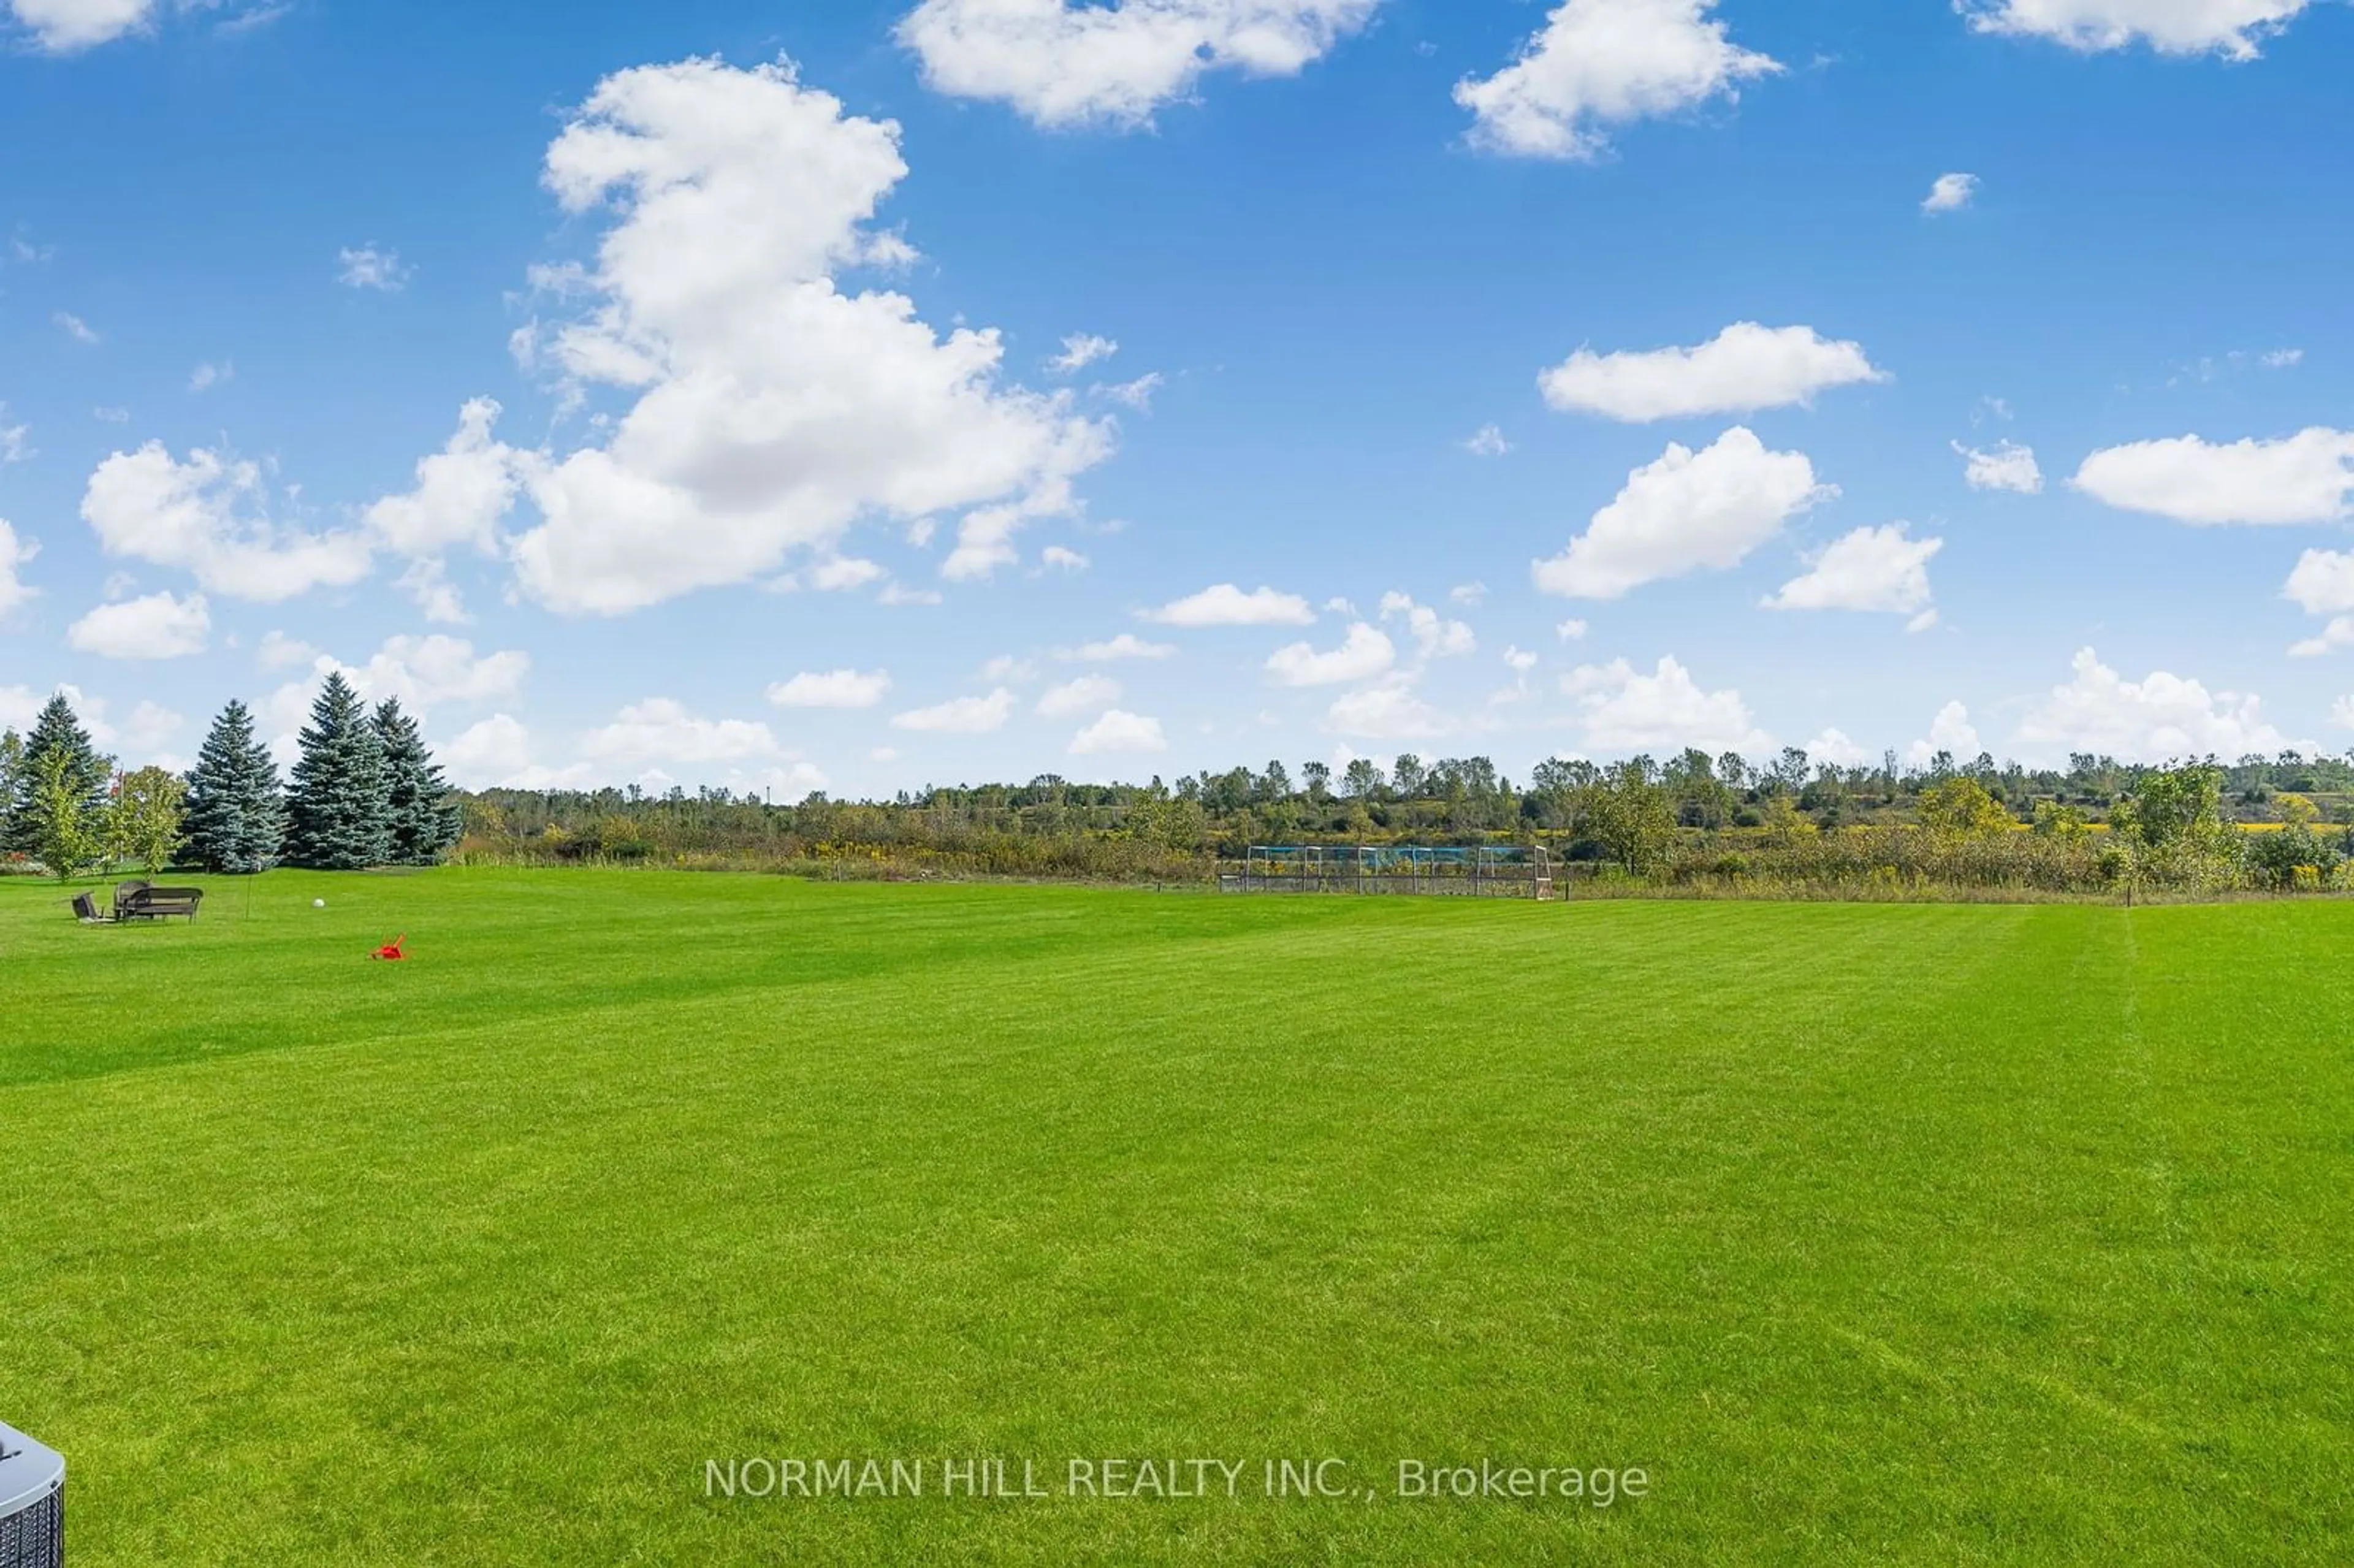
[5,693,110,855]
[373,698,463,865]
[184,699,290,873]
[284,673,392,869]
[0,730,23,847]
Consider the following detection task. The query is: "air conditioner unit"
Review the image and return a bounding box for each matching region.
[0,1422,64,1568]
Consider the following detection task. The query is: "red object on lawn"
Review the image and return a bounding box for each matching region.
[373,934,408,961]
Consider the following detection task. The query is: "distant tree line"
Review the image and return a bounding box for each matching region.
[1,673,461,881]
[446,742,2354,898]
[13,694,2352,895]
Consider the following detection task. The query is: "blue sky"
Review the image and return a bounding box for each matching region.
[3,0,2352,796]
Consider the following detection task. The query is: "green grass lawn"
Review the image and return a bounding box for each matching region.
[2,869,2348,1565]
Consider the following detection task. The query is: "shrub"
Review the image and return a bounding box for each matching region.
[2246,823,2340,890]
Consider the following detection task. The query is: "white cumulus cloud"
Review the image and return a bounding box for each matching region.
[256,630,316,669]
[1325,676,1450,741]
[2014,648,2290,761]
[807,557,888,593]
[1564,655,1770,753]
[1958,0,2314,60]
[9,0,154,51]
[66,589,210,659]
[1805,728,1872,767]
[1071,632,1177,660]
[8,685,180,761]
[2283,549,2354,657]
[256,636,530,764]
[1265,622,1395,687]
[349,634,530,714]
[893,688,1017,733]
[981,654,1040,682]
[1906,700,1982,766]
[768,669,894,708]
[2283,549,2354,615]
[365,399,525,558]
[1955,438,2044,493]
[2290,622,2354,659]
[2081,428,2354,525]
[8,0,275,52]
[505,59,1113,612]
[55,690,185,767]
[438,714,537,790]
[364,398,527,622]
[1037,674,1122,717]
[1534,426,1834,599]
[2073,428,2354,525]
[1463,424,1512,457]
[1141,582,1315,626]
[0,685,42,731]
[1540,322,1886,422]
[898,0,1380,129]
[580,698,782,767]
[1378,592,1476,658]
[1922,172,1979,213]
[1764,523,1942,617]
[1068,707,1167,755]
[1049,333,1118,373]
[1457,0,1780,161]
[0,520,37,622]
[80,442,374,602]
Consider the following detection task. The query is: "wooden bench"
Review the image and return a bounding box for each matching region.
[120,886,204,922]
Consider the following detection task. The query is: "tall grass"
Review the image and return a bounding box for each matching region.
[442,816,2354,905]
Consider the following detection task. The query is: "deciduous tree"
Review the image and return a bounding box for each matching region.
[109,766,188,875]
[1582,763,1679,875]
[25,748,101,881]
[2111,764,2228,854]
[1919,777,2012,840]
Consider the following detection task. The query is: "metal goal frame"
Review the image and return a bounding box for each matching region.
[1223,844,1555,899]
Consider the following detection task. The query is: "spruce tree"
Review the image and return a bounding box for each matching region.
[184,699,290,873]
[5,693,110,856]
[373,698,463,865]
[0,730,23,848]
[284,673,392,869]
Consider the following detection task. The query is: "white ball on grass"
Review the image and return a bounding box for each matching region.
[313,898,327,908]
